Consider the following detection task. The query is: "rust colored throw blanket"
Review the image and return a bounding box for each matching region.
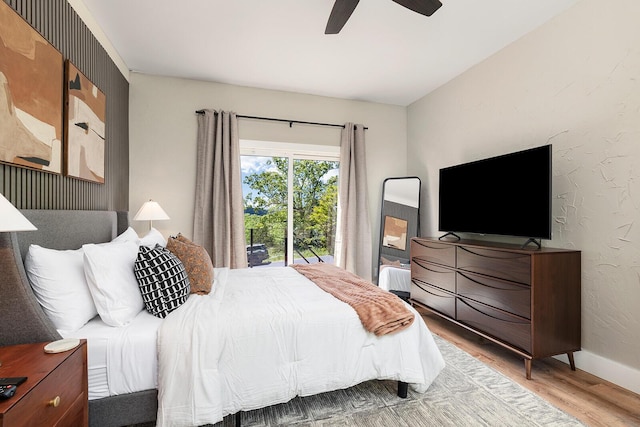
[290,263,414,336]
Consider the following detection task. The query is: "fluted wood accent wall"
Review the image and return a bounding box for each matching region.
[0,0,129,211]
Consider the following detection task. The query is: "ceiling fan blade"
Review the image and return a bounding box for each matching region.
[325,0,360,34]
[392,0,442,17]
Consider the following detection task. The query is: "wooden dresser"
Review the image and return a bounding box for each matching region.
[410,237,581,379]
[0,340,88,427]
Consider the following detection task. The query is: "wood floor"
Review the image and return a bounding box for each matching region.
[419,309,640,427]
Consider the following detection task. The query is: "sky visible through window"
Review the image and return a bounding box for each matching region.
[241,156,276,198]
[241,155,338,200]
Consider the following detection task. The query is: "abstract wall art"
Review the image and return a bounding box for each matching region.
[0,1,64,174]
[382,215,408,251]
[65,60,106,183]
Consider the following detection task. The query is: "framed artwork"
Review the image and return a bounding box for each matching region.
[0,1,63,174]
[64,61,106,183]
[382,215,408,251]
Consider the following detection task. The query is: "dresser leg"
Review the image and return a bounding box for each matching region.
[525,359,532,380]
[567,352,576,371]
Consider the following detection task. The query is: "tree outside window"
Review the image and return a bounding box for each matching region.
[243,156,338,265]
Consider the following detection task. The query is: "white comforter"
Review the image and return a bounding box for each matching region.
[157,267,445,427]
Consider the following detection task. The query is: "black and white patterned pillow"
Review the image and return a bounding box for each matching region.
[134,245,190,318]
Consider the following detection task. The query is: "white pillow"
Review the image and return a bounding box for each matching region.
[112,226,139,244]
[83,241,144,327]
[140,227,166,247]
[24,245,97,332]
[112,226,166,248]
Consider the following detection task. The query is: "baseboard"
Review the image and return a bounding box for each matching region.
[554,351,640,395]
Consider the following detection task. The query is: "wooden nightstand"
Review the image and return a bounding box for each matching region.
[0,339,88,427]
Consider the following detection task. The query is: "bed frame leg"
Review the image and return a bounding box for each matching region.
[235,411,241,427]
[397,381,408,398]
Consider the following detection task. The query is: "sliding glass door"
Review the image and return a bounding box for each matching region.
[290,158,338,265]
[241,141,339,267]
[242,154,288,267]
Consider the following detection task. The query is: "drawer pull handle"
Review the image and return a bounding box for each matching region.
[458,298,528,324]
[459,246,526,261]
[412,259,449,272]
[459,272,527,292]
[413,240,446,250]
[48,396,61,407]
[412,279,454,298]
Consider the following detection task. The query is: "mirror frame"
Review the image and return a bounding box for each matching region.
[377,176,421,283]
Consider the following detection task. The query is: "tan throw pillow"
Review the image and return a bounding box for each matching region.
[166,234,214,295]
[175,234,195,245]
[380,256,401,266]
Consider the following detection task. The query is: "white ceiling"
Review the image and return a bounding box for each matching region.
[80,0,579,106]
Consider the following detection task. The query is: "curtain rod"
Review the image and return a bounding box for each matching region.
[195,110,367,130]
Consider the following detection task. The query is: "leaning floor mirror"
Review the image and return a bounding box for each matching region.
[377,177,421,288]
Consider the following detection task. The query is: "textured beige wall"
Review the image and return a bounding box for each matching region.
[407,0,640,392]
[129,74,407,276]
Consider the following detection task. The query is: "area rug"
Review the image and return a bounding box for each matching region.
[215,335,584,427]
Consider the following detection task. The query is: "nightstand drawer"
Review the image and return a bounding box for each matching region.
[2,349,85,426]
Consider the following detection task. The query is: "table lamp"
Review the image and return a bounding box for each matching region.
[0,193,37,232]
[0,193,37,366]
[133,199,170,230]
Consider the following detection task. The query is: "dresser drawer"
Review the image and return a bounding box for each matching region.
[3,349,85,426]
[457,271,531,319]
[411,259,455,293]
[411,239,455,267]
[457,246,531,285]
[456,297,531,353]
[411,278,456,318]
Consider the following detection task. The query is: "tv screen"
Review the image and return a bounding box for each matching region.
[438,145,552,240]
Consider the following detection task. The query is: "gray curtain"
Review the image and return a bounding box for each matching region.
[336,123,372,280]
[193,110,247,268]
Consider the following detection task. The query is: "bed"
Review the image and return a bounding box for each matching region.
[0,210,444,427]
[378,265,412,293]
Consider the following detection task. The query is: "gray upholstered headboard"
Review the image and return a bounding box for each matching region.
[0,210,129,347]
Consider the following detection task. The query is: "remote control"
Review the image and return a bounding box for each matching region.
[0,384,17,399]
[0,377,27,386]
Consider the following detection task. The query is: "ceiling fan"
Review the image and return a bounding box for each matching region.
[325,0,442,34]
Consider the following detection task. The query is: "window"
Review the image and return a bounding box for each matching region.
[240,140,340,267]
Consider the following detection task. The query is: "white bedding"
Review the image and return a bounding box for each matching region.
[378,265,412,293]
[62,309,162,400]
[157,266,445,427]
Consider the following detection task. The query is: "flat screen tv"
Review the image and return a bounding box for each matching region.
[438,144,552,241]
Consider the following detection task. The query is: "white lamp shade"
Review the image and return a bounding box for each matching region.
[133,200,170,221]
[0,193,37,232]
